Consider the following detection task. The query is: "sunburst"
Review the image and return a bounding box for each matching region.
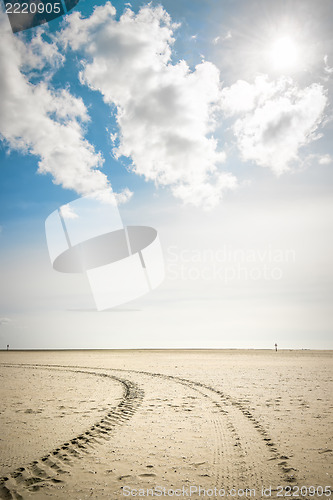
[269,36,299,72]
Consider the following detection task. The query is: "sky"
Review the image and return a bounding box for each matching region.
[0,0,332,349]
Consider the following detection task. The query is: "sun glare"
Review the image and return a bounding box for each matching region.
[269,36,299,72]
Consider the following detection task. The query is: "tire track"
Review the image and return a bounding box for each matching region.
[61,364,299,487]
[0,365,144,500]
[0,362,298,497]
[103,367,298,490]
[150,372,298,488]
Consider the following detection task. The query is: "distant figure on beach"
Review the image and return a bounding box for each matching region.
[275,343,278,352]
[6,344,9,351]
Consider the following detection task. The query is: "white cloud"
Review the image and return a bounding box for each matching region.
[59,204,78,219]
[0,317,11,326]
[1,3,328,208]
[172,172,237,209]
[0,17,111,198]
[221,76,327,174]
[21,31,65,74]
[318,154,332,165]
[213,31,231,45]
[60,3,236,209]
[113,187,133,204]
[324,55,333,75]
[221,76,284,116]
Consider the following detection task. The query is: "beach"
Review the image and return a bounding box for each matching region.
[0,349,332,499]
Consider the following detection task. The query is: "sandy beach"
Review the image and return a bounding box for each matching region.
[0,350,332,499]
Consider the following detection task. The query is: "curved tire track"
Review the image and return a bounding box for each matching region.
[129,369,297,489]
[0,365,144,499]
[0,363,298,497]
[104,366,298,489]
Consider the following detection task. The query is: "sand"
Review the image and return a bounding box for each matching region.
[0,349,332,499]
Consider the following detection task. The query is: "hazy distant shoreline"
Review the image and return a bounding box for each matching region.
[1,348,332,352]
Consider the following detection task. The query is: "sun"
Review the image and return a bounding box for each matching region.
[269,36,299,72]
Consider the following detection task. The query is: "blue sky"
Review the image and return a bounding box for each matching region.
[0,0,332,349]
